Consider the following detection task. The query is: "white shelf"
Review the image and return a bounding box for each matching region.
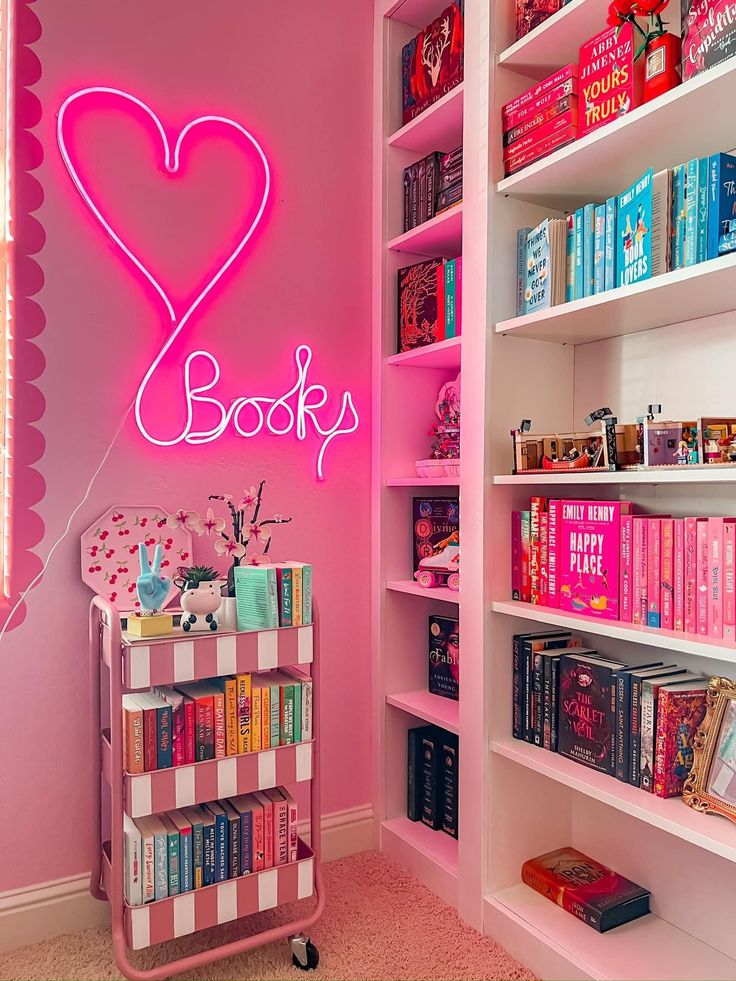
[498,0,608,79]
[491,600,736,665]
[388,203,463,257]
[493,467,736,486]
[388,83,464,154]
[381,817,458,907]
[386,336,461,369]
[492,738,736,865]
[495,254,736,344]
[497,58,736,209]
[483,884,736,981]
[387,579,459,603]
[387,476,459,486]
[387,690,459,733]
[382,0,447,26]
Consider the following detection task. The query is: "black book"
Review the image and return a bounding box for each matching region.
[518,632,576,743]
[407,725,433,821]
[613,662,663,782]
[440,732,459,839]
[420,727,442,829]
[628,667,685,786]
[425,152,440,223]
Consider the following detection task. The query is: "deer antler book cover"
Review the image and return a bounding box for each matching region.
[402,2,464,125]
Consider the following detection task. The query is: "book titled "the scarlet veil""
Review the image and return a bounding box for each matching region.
[522,847,651,932]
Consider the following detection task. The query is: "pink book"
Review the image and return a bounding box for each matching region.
[455,257,462,336]
[511,511,522,601]
[709,517,724,639]
[697,518,709,636]
[263,788,289,866]
[646,518,662,628]
[724,520,736,643]
[685,517,698,634]
[547,499,561,609]
[539,511,549,606]
[558,500,625,621]
[530,497,546,605]
[632,517,648,626]
[281,788,299,863]
[620,513,633,622]
[183,695,195,765]
[502,63,578,126]
[252,791,274,869]
[673,518,685,632]
[660,518,674,631]
[244,794,265,872]
[503,111,578,165]
[502,78,578,132]
[521,511,531,603]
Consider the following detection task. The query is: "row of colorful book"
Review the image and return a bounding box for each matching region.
[403,147,463,233]
[513,633,708,798]
[121,669,312,773]
[234,562,312,631]
[407,724,458,839]
[397,257,463,353]
[516,152,736,315]
[123,787,298,905]
[512,498,736,641]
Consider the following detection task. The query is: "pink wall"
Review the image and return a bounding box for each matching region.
[0,0,373,891]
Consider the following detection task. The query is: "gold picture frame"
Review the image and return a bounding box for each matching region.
[683,677,736,823]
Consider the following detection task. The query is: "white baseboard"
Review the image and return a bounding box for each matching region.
[0,803,374,954]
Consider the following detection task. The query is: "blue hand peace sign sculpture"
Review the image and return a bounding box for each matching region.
[136,542,172,612]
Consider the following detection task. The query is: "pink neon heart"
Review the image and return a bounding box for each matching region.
[57,87,271,335]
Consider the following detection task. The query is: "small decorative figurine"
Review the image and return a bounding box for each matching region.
[415,529,460,591]
[175,566,226,632]
[129,542,174,637]
[416,373,461,477]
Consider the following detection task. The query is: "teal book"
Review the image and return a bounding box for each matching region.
[445,259,457,337]
[234,566,278,631]
[617,168,653,288]
[291,677,302,742]
[604,196,617,291]
[565,214,575,302]
[671,164,685,270]
[269,682,281,745]
[685,158,699,266]
[574,208,584,300]
[516,227,532,315]
[593,204,606,295]
[160,816,180,896]
[707,153,736,259]
[697,156,709,264]
[583,203,597,297]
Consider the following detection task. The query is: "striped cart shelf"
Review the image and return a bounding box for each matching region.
[90,596,325,980]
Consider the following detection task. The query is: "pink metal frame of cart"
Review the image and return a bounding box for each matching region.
[88,595,325,980]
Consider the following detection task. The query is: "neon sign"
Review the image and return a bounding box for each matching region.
[56,86,358,478]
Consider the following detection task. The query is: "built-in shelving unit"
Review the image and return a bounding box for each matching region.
[387,202,463,256]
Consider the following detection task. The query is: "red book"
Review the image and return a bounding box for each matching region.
[503,78,578,133]
[247,794,265,872]
[521,847,650,932]
[183,695,195,765]
[503,111,578,165]
[502,63,578,127]
[578,23,642,140]
[252,791,274,869]
[176,683,215,761]
[503,125,577,177]
[539,511,549,606]
[653,680,708,798]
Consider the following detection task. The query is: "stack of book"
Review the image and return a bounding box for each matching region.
[234,561,312,630]
[397,258,463,353]
[512,635,709,798]
[512,497,736,641]
[123,787,299,905]
[407,725,458,839]
[122,668,312,772]
[403,147,463,233]
[502,65,578,178]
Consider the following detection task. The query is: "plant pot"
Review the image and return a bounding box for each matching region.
[643,32,681,104]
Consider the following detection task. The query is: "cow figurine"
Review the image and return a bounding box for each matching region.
[179,576,226,632]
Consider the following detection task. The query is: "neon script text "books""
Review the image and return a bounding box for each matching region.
[56,86,358,478]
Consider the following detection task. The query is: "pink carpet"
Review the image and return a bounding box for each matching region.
[0,851,535,981]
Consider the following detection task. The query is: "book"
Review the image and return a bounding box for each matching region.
[574,207,584,300]
[674,518,685,631]
[619,513,633,623]
[455,256,463,335]
[578,23,640,139]
[154,686,187,767]
[671,162,686,270]
[697,516,709,635]
[529,496,545,604]
[236,673,252,755]
[565,214,575,302]
[418,155,427,226]
[641,672,703,792]
[558,653,622,775]
[707,152,736,259]
[273,564,293,627]
[135,818,155,903]
[520,510,531,602]
[167,810,193,893]
[205,802,229,882]
[264,787,289,865]
[681,0,736,81]
[604,195,617,290]
[251,682,262,752]
[122,695,144,775]
[401,3,464,125]
[145,814,170,901]
[547,499,561,608]
[505,124,577,176]
[646,517,662,628]
[220,800,241,880]
[440,731,459,839]
[629,666,686,785]
[444,259,457,338]
[123,813,143,906]
[228,795,254,874]
[301,676,313,741]
[398,257,446,353]
[512,511,523,599]
[234,565,278,631]
[504,93,578,148]
[685,157,699,266]
[211,676,238,757]
[653,679,709,797]
[518,631,579,743]
[426,152,440,222]
[661,518,674,631]
[428,615,459,700]
[282,563,312,625]
[252,791,274,869]
[521,847,650,932]
[515,0,562,40]
[725,520,736,642]
[558,499,629,621]
[420,726,442,829]
[697,155,709,263]
[412,496,459,573]
[158,814,180,897]
[709,516,725,639]
[613,662,663,782]
[281,788,299,863]
[436,183,463,212]
[593,204,606,294]
[525,219,566,313]
[616,168,670,287]
[502,64,578,130]
[176,683,215,762]
[583,203,597,298]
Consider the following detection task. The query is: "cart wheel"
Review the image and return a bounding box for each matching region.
[290,935,319,971]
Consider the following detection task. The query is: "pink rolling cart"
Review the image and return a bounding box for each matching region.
[88,595,325,980]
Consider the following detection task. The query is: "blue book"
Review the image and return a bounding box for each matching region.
[707,153,736,259]
[616,168,653,288]
[671,164,686,270]
[697,156,709,264]
[583,203,597,297]
[593,204,606,295]
[222,801,241,879]
[525,220,553,314]
[604,196,617,291]
[445,259,456,337]
[200,807,216,887]
[516,227,532,315]
[565,214,575,302]
[685,158,699,266]
[574,207,584,300]
[205,803,229,883]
